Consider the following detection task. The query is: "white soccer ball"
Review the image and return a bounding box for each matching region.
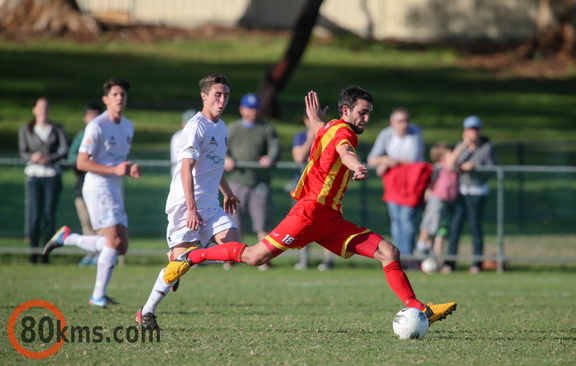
[393,307,429,340]
[421,257,439,274]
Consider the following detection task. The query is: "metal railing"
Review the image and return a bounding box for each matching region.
[2,158,575,271]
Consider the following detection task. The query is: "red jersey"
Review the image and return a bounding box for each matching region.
[291,119,358,212]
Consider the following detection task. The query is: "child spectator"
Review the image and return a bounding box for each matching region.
[415,142,464,265]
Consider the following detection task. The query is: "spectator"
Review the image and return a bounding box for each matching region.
[441,116,495,274]
[68,103,102,266]
[170,108,197,177]
[18,97,69,264]
[43,78,141,306]
[415,142,463,266]
[291,114,334,271]
[367,108,425,266]
[224,93,281,270]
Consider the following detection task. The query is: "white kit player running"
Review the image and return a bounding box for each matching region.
[43,78,141,307]
[135,73,241,330]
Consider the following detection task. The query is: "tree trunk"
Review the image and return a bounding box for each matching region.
[518,0,576,59]
[0,0,101,40]
[257,0,324,119]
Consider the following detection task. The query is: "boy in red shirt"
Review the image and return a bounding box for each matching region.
[164,87,456,325]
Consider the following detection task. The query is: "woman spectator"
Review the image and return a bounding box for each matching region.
[18,97,69,263]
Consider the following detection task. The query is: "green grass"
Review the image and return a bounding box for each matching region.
[1,259,575,365]
[1,34,575,364]
[1,35,575,160]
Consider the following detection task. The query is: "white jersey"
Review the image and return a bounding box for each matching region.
[166,112,228,212]
[170,128,183,177]
[79,111,134,193]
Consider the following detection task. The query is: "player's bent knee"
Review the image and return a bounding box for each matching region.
[375,241,400,262]
[242,254,268,267]
[241,247,272,267]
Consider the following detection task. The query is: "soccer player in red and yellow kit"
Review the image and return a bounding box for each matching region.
[164,87,457,324]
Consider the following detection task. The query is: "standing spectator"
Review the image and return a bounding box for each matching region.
[170,108,197,177]
[43,78,141,306]
[224,93,281,270]
[367,108,425,264]
[18,97,69,264]
[291,114,334,271]
[442,116,495,274]
[69,103,102,266]
[415,142,463,265]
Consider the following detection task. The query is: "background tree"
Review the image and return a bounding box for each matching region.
[257,0,324,119]
[0,0,101,40]
[518,0,576,59]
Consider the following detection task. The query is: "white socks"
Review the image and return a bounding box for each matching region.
[142,269,173,315]
[64,234,106,253]
[91,245,118,300]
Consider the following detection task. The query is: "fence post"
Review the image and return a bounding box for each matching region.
[496,166,505,273]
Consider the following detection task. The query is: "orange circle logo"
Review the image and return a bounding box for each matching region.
[7,300,67,359]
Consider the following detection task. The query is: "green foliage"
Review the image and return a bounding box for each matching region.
[1,36,575,157]
[1,262,575,364]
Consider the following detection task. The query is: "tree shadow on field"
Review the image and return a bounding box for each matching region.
[1,44,575,153]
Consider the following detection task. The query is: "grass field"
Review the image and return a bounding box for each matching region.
[1,258,575,365]
[2,29,575,365]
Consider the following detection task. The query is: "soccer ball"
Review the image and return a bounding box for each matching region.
[421,257,439,274]
[393,307,429,340]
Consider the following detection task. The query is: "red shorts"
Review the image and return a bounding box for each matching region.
[262,200,383,259]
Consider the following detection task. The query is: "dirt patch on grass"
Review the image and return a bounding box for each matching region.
[456,50,573,79]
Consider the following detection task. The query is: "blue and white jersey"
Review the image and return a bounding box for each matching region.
[80,111,134,193]
[166,112,228,212]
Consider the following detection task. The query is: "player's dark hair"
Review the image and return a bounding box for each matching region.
[337,86,373,117]
[103,78,130,96]
[83,102,103,116]
[199,73,230,95]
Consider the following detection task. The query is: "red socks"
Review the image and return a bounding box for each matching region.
[188,242,247,264]
[383,261,426,311]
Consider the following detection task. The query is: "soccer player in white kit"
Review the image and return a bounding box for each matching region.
[135,73,241,330]
[43,78,141,307]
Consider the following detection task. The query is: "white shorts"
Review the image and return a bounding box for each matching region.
[166,206,236,248]
[83,189,128,230]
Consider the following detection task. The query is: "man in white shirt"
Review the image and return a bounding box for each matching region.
[43,78,141,306]
[135,73,241,330]
[368,108,425,263]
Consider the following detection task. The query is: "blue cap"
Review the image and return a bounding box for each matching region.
[182,108,197,122]
[240,93,260,109]
[463,115,482,129]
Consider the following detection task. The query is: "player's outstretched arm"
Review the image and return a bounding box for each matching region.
[305,90,329,135]
[336,143,369,181]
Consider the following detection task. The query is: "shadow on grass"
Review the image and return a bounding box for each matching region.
[1,43,575,152]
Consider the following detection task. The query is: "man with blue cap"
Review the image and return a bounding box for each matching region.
[441,115,495,274]
[223,93,281,270]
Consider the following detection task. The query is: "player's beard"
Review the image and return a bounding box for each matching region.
[349,123,365,135]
